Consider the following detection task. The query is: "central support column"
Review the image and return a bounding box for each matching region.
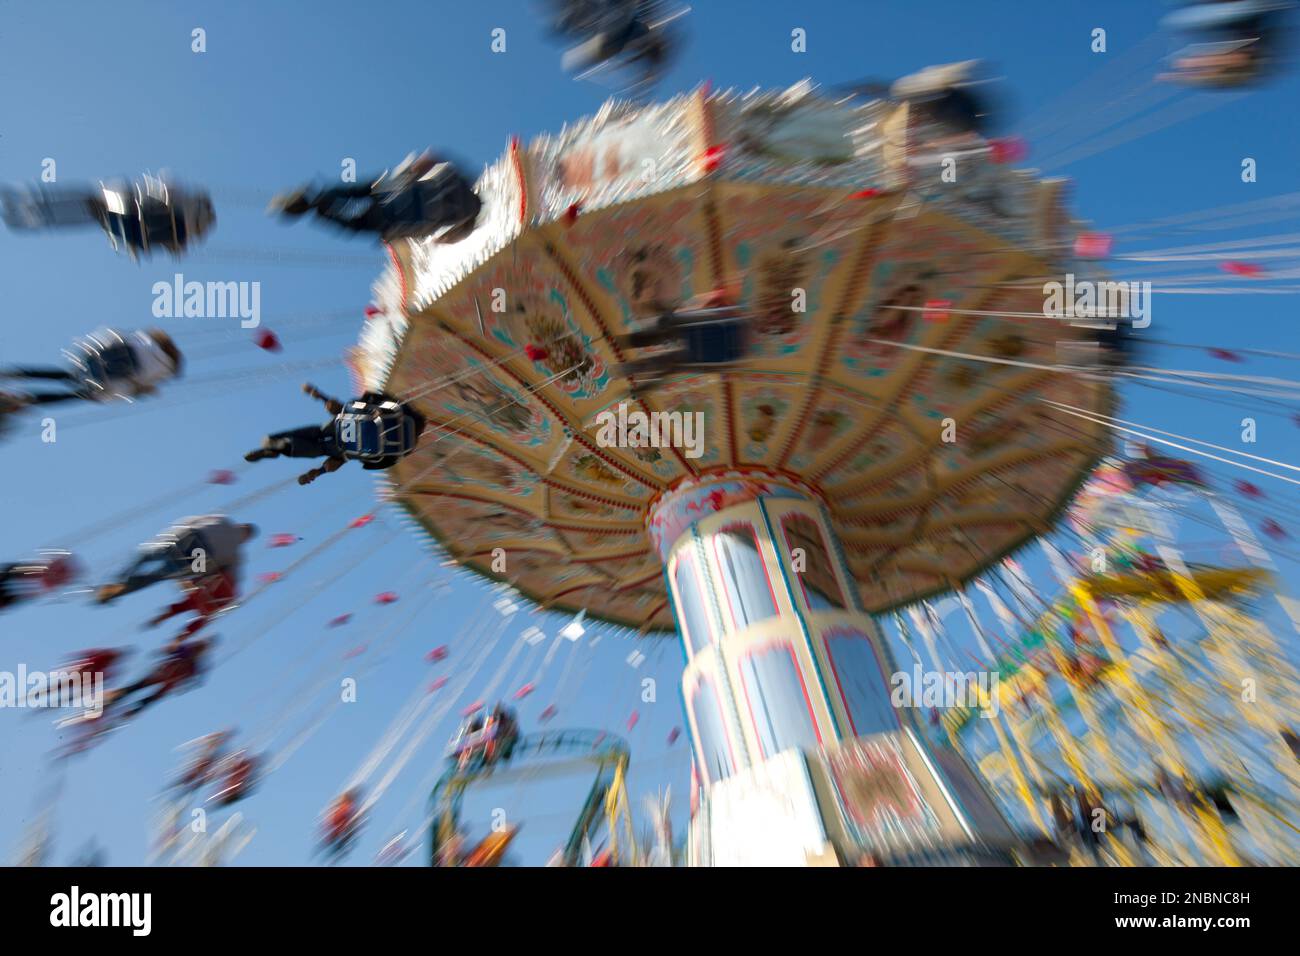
[648,470,1019,866]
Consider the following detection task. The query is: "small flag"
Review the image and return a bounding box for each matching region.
[988,137,1027,164]
[254,329,282,352]
[1234,480,1264,499]
[1073,233,1113,259]
[1221,261,1263,278]
[560,612,586,642]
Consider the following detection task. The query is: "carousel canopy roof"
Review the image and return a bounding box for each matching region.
[357,82,1114,634]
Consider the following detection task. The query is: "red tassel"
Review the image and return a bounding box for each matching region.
[349,514,375,529]
[849,187,881,200]
[1234,480,1264,498]
[328,613,352,628]
[1208,348,1242,362]
[922,298,952,322]
[1262,519,1287,540]
[701,144,725,173]
[524,343,549,362]
[428,677,448,692]
[374,591,399,605]
[1222,261,1263,277]
[1074,233,1113,259]
[989,137,1027,164]
[207,469,236,485]
[254,329,282,352]
[564,202,581,226]
[364,305,382,318]
[269,533,298,548]
[425,645,449,662]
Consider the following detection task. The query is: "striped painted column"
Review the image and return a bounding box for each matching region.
[649,470,1019,865]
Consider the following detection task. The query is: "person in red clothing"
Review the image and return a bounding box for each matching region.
[0,552,79,613]
[145,570,238,642]
[23,646,126,711]
[172,729,236,792]
[208,750,261,806]
[66,647,128,680]
[321,788,365,858]
[106,637,217,720]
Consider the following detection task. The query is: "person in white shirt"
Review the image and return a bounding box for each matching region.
[95,514,257,605]
[1,174,215,260]
[1,328,183,405]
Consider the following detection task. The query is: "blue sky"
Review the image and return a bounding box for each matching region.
[1,0,1298,865]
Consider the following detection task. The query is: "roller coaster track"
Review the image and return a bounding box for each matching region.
[429,729,631,866]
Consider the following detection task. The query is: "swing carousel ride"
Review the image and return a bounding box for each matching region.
[351,82,1186,866]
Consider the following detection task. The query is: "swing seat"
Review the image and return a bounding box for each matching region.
[335,399,421,464]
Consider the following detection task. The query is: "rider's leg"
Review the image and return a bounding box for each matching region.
[22,391,87,405]
[98,543,184,602]
[248,425,335,462]
[298,455,346,486]
[618,348,690,380]
[618,315,680,350]
[1,366,78,381]
[313,195,382,233]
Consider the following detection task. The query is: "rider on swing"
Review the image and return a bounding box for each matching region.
[1,173,214,259]
[95,515,257,606]
[268,150,481,243]
[2,328,183,406]
[615,289,754,383]
[245,383,426,485]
